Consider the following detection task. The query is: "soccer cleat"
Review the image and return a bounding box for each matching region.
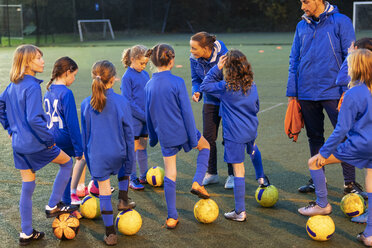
[104,233,117,246]
[19,229,45,246]
[117,198,136,211]
[129,178,145,190]
[190,182,210,199]
[76,184,88,198]
[298,179,315,193]
[89,180,115,196]
[298,201,332,216]
[165,218,179,229]
[351,210,368,224]
[202,173,219,186]
[71,193,82,205]
[257,175,270,188]
[224,210,247,222]
[357,232,372,246]
[224,175,234,189]
[45,202,78,218]
[344,181,368,200]
[139,177,148,184]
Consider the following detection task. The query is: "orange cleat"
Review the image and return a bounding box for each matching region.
[190,182,210,199]
[165,218,179,229]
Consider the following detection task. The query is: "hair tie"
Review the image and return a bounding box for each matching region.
[96,75,101,81]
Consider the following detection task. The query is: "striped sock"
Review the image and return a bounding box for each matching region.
[100,194,113,227]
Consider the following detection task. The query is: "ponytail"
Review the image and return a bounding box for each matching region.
[47,56,78,91]
[121,49,131,68]
[121,45,148,68]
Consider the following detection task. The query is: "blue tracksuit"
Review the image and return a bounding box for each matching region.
[44,85,83,157]
[286,3,355,100]
[121,67,150,136]
[145,70,198,149]
[81,89,135,181]
[200,65,259,143]
[319,83,372,167]
[190,40,228,105]
[0,75,54,154]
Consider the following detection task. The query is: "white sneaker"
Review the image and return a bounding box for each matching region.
[202,173,219,186]
[224,210,246,222]
[224,175,234,189]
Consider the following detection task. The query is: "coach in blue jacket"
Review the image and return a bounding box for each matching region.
[286,0,365,197]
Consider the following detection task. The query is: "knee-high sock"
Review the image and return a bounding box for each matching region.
[137,149,148,179]
[48,159,73,207]
[62,177,72,204]
[310,169,328,208]
[363,193,372,237]
[99,195,113,227]
[193,149,210,185]
[164,177,178,219]
[20,181,35,235]
[234,177,245,213]
[130,152,138,181]
[250,145,264,180]
[118,175,129,192]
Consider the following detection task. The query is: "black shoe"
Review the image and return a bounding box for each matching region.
[344,181,368,200]
[298,179,315,193]
[45,202,77,218]
[19,229,45,246]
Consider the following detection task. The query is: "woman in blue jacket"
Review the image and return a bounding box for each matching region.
[81,60,135,246]
[297,49,372,246]
[0,45,74,246]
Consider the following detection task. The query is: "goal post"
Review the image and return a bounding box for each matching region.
[77,19,115,42]
[353,1,372,34]
[0,4,23,39]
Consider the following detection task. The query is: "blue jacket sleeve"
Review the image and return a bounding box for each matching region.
[286,26,301,97]
[80,99,90,167]
[62,91,83,157]
[319,92,356,158]
[26,85,55,148]
[121,99,135,170]
[339,16,355,62]
[121,75,146,122]
[200,65,224,99]
[335,59,350,91]
[178,80,198,148]
[190,58,203,101]
[0,86,10,134]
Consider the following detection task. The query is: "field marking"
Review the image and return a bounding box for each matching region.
[258,102,285,114]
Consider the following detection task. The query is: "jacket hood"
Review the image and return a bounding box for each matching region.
[302,2,339,24]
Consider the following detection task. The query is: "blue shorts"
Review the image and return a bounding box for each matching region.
[161,130,201,157]
[224,139,255,164]
[333,149,372,169]
[13,146,61,172]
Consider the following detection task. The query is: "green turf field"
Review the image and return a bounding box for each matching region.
[0,33,367,247]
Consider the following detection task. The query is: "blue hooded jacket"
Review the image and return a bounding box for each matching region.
[286,3,355,100]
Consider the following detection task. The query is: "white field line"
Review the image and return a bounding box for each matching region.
[258,102,284,114]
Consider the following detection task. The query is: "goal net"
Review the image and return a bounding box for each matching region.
[77,19,115,42]
[0,4,23,39]
[353,1,372,36]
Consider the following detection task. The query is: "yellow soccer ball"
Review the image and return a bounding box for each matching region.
[116,209,142,235]
[146,166,165,187]
[340,193,366,217]
[255,185,279,207]
[52,213,80,240]
[306,215,335,241]
[194,199,219,224]
[80,195,101,219]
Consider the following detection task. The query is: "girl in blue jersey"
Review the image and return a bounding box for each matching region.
[145,44,210,229]
[200,49,262,222]
[0,45,74,246]
[44,57,86,206]
[81,60,135,246]
[296,49,372,246]
[121,45,150,190]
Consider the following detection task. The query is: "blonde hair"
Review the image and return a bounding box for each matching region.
[90,60,116,112]
[348,49,372,93]
[121,45,148,68]
[10,44,43,84]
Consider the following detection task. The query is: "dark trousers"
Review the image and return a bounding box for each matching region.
[299,100,355,183]
[203,104,233,175]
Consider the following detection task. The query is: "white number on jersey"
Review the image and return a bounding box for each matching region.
[44,99,63,129]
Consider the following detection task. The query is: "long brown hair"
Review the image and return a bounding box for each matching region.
[223,49,254,94]
[47,57,78,90]
[121,45,148,68]
[10,44,43,84]
[90,60,116,112]
[190,31,216,51]
[348,49,372,93]
[145,43,175,67]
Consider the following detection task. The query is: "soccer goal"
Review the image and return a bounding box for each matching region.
[77,19,115,42]
[353,1,372,36]
[0,4,23,39]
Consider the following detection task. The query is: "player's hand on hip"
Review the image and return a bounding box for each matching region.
[192,92,200,102]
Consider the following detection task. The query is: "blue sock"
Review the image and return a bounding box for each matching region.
[137,149,148,179]
[193,149,210,185]
[234,177,246,213]
[310,169,328,208]
[164,177,178,219]
[20,181,35,235]
[363,193,372,237]
[99,194,113,227]
[48,159,73,207]
[130,152,137,181]
[61,177,72,205]
[118,177,129,191]
[250,145,265,179]
[93,180,99,189]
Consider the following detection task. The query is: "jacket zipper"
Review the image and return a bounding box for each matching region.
[327,32,341,69]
